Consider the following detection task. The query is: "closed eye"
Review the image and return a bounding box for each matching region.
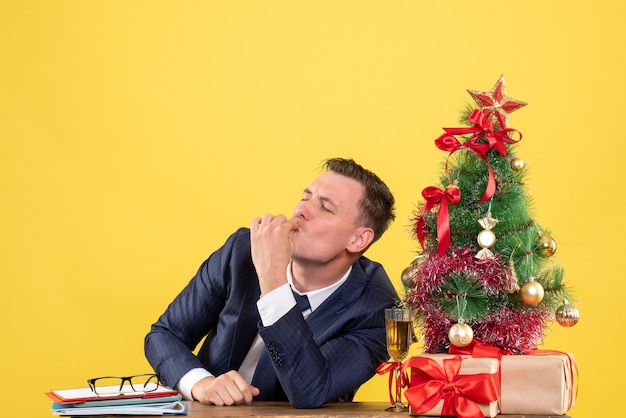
[301,189,312,202]
[319,196,336,214]
[301,189,337,214]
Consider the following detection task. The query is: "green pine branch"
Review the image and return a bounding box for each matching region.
[440,272,489,321]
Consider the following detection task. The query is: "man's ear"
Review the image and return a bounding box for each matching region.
[347,227,375,254]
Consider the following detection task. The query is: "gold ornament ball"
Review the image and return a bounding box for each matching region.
[555,303,580,327]
[520,279,545,305]
[539,235,557,257]
[448,322,474,348]
[401,264,420,287]
[511,157,525,171]
[477,229,496,249]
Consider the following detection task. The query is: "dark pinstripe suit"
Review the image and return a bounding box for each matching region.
[144,227,398,408]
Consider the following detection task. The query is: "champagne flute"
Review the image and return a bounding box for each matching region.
[384,307,412,412]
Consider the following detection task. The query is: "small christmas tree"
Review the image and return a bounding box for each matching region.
[403,75,579,354]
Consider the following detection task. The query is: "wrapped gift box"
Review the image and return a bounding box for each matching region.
[499,352,576,415]
[405,354,499,418]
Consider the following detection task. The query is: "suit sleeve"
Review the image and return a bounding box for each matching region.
[143,228,246,389]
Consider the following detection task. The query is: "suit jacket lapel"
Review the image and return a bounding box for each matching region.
[305,260,367,335]
[228,271,262,370]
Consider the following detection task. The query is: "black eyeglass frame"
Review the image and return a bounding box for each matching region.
[87,373,160,395]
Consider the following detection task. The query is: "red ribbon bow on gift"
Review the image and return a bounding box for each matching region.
[404,355,498,418]
[376,361,409,405]
[415,184,461,256]
[435,109,522,203]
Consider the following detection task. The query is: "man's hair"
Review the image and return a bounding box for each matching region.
[323,158,396,246]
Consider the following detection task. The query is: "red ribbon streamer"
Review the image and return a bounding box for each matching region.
[404,355,498,418]
[415,185,461,257]
[376,361,408,405]
[435,109,522,203]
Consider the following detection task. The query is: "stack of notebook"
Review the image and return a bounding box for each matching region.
[46,383,186,416]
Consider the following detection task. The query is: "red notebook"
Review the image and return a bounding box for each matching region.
[46,384,179,405]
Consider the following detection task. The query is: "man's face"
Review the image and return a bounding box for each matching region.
[290,170,365,264]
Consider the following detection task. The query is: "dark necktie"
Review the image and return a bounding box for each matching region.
[252,290,310,400]
[292,291,311,313]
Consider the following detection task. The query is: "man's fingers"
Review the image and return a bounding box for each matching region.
[251,214,290,230]
[194,372,259,406]
[222,371,257,406]
[250,217,261,230]
[230,378,256,405]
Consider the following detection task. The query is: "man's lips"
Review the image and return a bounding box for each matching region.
[290,218,302,233]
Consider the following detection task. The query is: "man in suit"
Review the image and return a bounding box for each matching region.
[144,158,398,408]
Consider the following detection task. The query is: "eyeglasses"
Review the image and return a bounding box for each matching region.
[87,373,160,396]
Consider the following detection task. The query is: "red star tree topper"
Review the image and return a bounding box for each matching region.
[467,74,527,129]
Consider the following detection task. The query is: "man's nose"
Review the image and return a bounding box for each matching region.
[293,201,311,219]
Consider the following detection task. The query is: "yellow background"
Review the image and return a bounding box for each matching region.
[1,1,623,416]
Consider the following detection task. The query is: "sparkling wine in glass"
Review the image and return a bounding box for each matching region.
[384,308,412,412]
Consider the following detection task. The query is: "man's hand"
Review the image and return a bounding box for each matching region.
[250,214,299,295]
[190,371,260,405]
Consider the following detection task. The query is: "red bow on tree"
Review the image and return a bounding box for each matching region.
[415,185,461,257]
[434,109,522,203]
[445,109,522,156]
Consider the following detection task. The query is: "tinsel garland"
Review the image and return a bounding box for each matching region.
[405,246,552,353]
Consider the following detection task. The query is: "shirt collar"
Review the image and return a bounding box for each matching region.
[286,261,352,312]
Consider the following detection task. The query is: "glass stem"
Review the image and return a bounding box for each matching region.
[394,365,402,405]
